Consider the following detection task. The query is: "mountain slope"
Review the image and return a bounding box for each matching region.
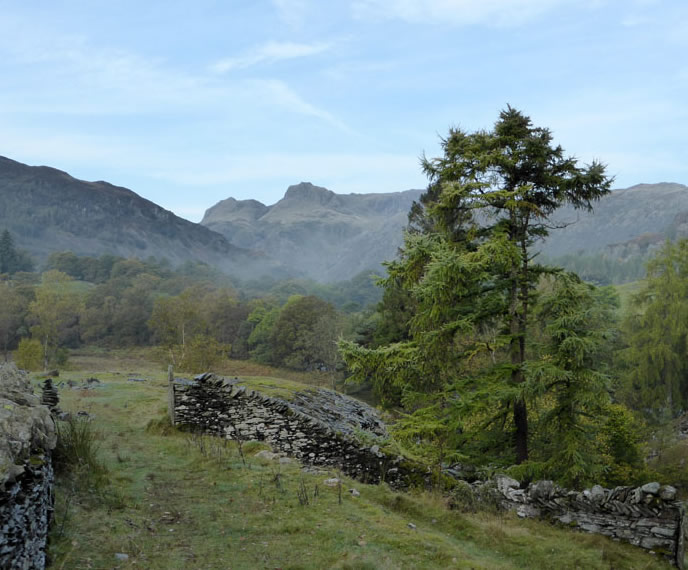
[202,182,423,282]
[542,182,688,257]
[0,156,281,277]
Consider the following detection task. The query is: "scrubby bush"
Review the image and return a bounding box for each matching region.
[14,337,42,370]
[53,416,107,483]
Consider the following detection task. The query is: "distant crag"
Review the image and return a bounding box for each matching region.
[204,182,688,282]
[202,182,423,282]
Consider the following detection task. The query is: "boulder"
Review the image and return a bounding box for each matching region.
[0,364,56,490]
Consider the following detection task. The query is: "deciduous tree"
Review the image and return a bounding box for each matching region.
[28,270,83,369]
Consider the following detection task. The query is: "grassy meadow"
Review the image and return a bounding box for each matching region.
[42,348,676,569]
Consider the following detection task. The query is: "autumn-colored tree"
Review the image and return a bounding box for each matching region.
[28,270,82,369]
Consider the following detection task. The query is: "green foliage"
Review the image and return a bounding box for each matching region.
[391,391,464,489]
[176,334,229,373]
[54,416,107,480]
[14,337,42,370]
[619,239,688,420]
[148,287,208,349]
[597,403,649,487]
[342,108,614,484]
[28,270,83,369]
[448,480,501,514]
[516,273,615,487]
[238,270,383,311]
[372,275,415,346]
[270,295,341,370]
[0,229,33,275]
[0,281,28,359]
[246,303,280,364]
[46,251,119,283]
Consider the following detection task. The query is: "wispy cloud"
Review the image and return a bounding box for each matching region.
[247,79,352,132]
[272,0,310,28]
[0,19,347,132]
[352,0,570,27]
[210,40,333,73]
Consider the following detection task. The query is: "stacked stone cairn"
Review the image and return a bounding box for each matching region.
[41,378,60,412]
[0,363,57,570]
[490,476,686,568]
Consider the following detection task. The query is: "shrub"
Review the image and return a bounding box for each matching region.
[448,480,502,514]
[53,416,108,486]
[14,337,42,370]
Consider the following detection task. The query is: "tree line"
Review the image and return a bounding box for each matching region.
[0,249,376,374]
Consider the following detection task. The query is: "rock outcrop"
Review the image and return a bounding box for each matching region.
[0,363,57,570]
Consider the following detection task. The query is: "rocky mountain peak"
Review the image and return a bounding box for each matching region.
[283,182,337,205]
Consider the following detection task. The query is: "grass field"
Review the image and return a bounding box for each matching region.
[42,348,675,569]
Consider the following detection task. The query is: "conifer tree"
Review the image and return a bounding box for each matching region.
[0,230,18,274]
[620,239,688,420]
[342,107,612,465]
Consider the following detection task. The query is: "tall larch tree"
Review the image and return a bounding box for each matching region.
[342,107,612,465]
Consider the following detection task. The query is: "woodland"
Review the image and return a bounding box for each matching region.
[1,108,687,495]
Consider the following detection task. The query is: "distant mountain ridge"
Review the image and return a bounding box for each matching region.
[2,155,687,284]
[202,182,423,282]
[541,182,688,258]
[0,156,281,278]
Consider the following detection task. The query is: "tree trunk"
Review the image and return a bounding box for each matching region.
[508,221,529,463]
[514,397,528,463]
[43,335,49,371]
[514,234,530,463]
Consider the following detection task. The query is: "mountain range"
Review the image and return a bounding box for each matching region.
[1,155,687,283]
[0,156,281,279]
[201,182,422,282]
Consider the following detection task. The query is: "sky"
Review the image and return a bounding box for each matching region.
[1,0,686,222]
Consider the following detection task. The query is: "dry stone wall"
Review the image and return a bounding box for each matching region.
[170,374,427,488]
[170,373,687,567]
[491,476,686,568]
[0,363,57,570]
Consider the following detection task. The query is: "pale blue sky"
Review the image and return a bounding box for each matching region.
[1,0,686,221]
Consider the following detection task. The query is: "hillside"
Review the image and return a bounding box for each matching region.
[204,182,688,284]
[202,182,423,282]
[0,156,282,278]
[3,154,687,284]
[542,182,688,257]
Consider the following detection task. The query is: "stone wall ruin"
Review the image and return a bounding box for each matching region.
[169,373,427,488]
[171,373,687,568]
[490,476,686,568]
[0,363,57,570]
